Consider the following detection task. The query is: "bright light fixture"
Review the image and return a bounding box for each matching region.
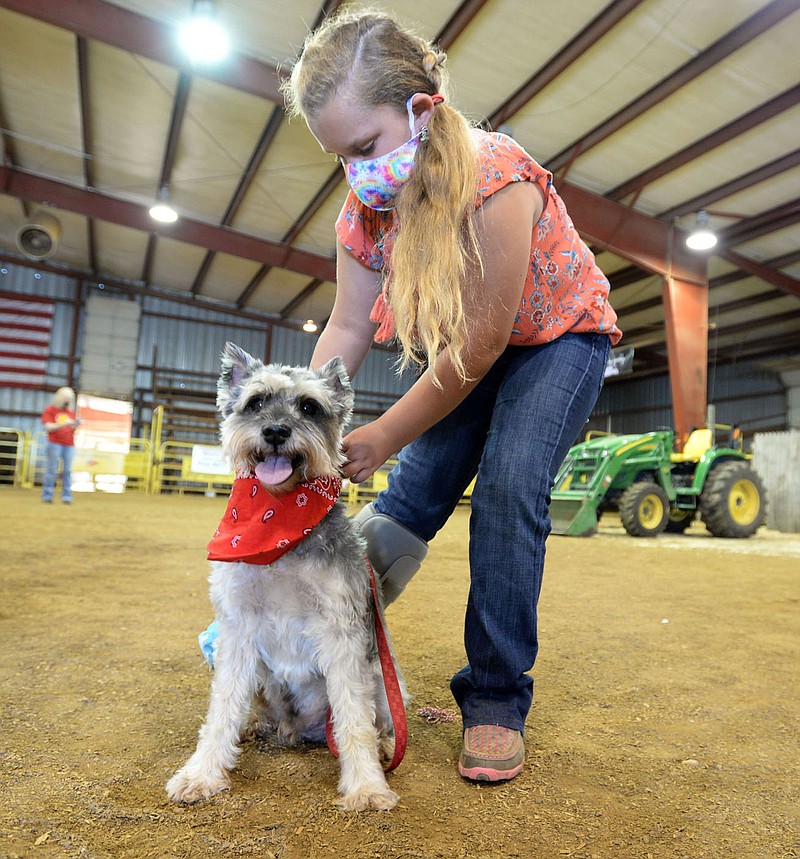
[149,201,178,223]
[302,319,318,333]
[179,0,230,64]
[685,211,717,251]
[149,187,179,223]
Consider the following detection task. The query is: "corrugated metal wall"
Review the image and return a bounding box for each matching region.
[0,262,789,445]
[593,363,786,442]
[0,264,413,438]
[753,430,800,532]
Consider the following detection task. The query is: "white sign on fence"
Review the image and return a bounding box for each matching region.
[190,445,231,476]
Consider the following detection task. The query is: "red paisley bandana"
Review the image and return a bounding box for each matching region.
[207,475,342,565]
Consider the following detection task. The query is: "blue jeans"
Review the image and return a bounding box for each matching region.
[42,442,75,502]
[373,332,611,733]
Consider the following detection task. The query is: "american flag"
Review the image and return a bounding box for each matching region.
[0,291,55,388]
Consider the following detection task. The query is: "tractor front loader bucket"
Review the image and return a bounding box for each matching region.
[549,495,600,537]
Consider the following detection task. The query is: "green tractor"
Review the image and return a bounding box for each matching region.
[549,425,767,538]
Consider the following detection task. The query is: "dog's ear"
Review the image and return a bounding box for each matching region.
[316,356,354,414]
[218,343,261,413]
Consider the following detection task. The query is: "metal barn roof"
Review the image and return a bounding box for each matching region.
[0,0,798,381]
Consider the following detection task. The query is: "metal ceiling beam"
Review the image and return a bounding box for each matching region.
[0,248,319,338]
[0,0,284,102]
[0,165,336,281]
[191,105,286,296]
[235,265,271,309]
[487,0,646,130]
[621,291,796,342]
[279,278,324,319]
[658,147,800,221]
[712,308,800,340]
[435,0,491,49]
[710,249,800,289]
[282,167,343,247]
[143,72,192,285]
[719,248,800,297]
[0,90,29,221]
[713,324,800,364]
[558,182,707,283]
[608,265,654,290]
[156,74,192,193]
[75,34,97,273]
[191,0,346,301]
[616,250,800,322]
[713,328,800,358]
[609,86,800,203]
[717,200,800,247]
[547,0,800,174]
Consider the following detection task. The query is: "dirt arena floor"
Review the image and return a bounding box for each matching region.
[1,487,798,859]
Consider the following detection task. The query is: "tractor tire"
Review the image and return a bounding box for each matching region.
[665,508,695,534]
[619,481,669,537]
[699,461,766,538]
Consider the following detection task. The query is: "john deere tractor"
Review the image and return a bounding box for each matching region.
[549,426,766,538]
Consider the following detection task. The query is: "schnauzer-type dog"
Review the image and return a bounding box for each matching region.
[166,343,407,812]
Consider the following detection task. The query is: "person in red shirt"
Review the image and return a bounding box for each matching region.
[286,10,620,784]
[41,387,80,503]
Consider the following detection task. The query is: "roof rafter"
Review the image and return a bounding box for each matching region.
[0,164,336,281]
[658,148,800,222]
[612,87,800,204]
[190,105,286,297]
[0,0,284,101]
[547,0,800,174]
[75,34,97,272]
[487,0,646,130]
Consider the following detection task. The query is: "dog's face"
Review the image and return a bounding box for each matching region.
[216,343,354,492]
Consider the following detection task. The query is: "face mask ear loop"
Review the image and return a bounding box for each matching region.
[405,96,417,137]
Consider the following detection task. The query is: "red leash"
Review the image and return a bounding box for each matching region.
[325,560,408,772]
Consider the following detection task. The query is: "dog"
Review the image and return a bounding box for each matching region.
[166,343,407,812]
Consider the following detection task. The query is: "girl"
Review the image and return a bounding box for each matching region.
[285,8,621,783]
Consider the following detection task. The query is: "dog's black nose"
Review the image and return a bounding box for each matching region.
[263,424,291,447]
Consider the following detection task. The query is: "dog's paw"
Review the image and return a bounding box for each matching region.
[166,767,230,804]
[336,786,399,812]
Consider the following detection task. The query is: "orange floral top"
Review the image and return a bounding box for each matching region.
[335,131,621,348]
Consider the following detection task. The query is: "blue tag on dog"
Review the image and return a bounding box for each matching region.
[198,620,220,668]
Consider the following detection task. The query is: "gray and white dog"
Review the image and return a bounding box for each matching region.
[166,342,407,812]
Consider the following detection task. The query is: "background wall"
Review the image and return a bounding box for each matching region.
[0,263,415,442]
[0,261,789,447]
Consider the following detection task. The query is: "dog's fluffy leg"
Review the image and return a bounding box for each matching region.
[166,628,258,803]
[320,636,399,812]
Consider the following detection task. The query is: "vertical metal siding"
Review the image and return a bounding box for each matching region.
[593,363,785,437]
[0,262,791,444]
[753,430,800,532]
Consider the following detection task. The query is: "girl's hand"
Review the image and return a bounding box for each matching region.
[341,422,394,483]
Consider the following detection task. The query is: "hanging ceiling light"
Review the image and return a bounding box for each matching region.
[178,0,230,64]
[685,211,718,251]
[302,319,318,333]
[149,187,179,223]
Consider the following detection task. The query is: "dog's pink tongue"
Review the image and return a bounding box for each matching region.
[255,455,293,487]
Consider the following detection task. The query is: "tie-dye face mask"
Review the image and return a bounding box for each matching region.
[346,97,423,211]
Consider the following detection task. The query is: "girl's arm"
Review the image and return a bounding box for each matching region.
[343,180,544,483]
[310,241,382,378]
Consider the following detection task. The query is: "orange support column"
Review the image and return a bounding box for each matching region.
[662,275,708,441]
